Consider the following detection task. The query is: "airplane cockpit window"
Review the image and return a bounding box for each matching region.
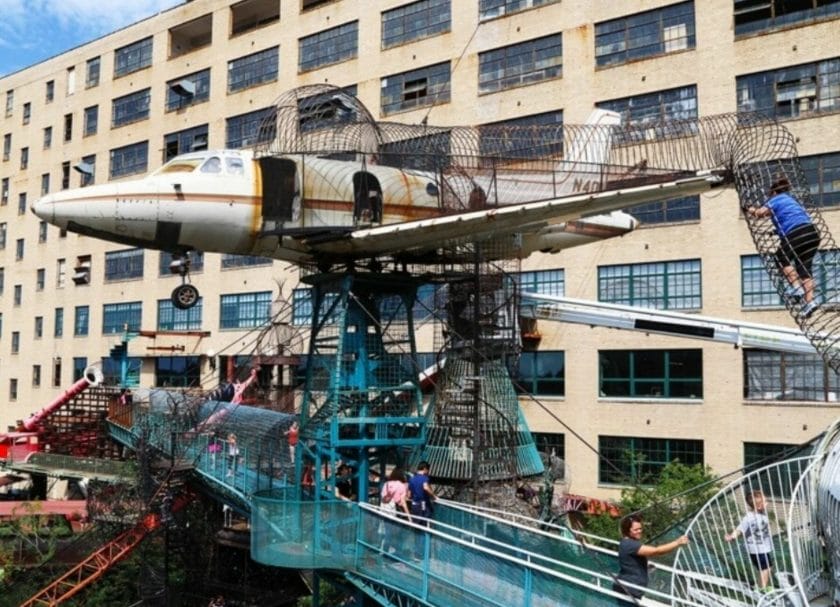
[225,156,245,175]
[156,158,203,174]
[201,157,222,174]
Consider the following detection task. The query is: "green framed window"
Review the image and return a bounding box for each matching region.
[600,349,702,398]
[598,258,701,309]
[599,435,703,484]
[517,351,565,396]
[744,348,840,402]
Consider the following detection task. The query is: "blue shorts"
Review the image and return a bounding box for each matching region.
[749,552,773,570]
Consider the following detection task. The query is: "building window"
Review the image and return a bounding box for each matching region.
[382,0,450,49]
[2,133,10,161]
[18,193,27,215]
[595,1,696,68]
[66,66,76,95]
[34,316,43,339]
[479,0,559,21]
[74,305,90,336]
[220,291,272,329]
[20,146,28,170]
[381,61,451,115]
[103,301,142,334]
[227,46,279,93]
[737,57,840,119]
[164,124,209,162]
[73,254,91,285]
[531,431,565,462]
[73,357,88,381]
[33,365,41,387]
[599,435,704,484]
[225,108,274,148]
[299,21,358,72]
[11,331,19,354]
[110,141,148,179]
[64,113,73,142]
[5,90,12,116]
[53,358,62,387]
[15,238,24,261]
[220,254,272,269]
[22,102,30,125]
[516,351,565,395]
[86,56,101,87]
[55,307,64,337]
[479,34,562,94]
[43,126,52,149]
[170,13,213,57]
[600,349,703,399]
[105,248,144,281]
[744,349,840,402]
[741,254,782,308]
[158,298,203,331]
[39,221,47,243]
[626,195,700,225]
[112,88,151,128]
[165,69,210,111]
[155,356,201,387]
[159,251,204,275]
[62,162,70,189]
[231,0,280,35]
[10,379,17,401]
[114,37,153,77]
[514,268,565,297]
[46,80,54,102]
[598,85,698,142]
[101,356,141,387]
[79,154,96,186]
[57,259,66,288]
[802,151,840,207]
[1,178,8,204]
[479,110,564,161]
[0,223,6,248]
[40,174,50,196]
[292,288,313,325]
[84,105,98,136]
[13,284,21,306]
[744,441,801,472]
[599,258,701,309]
[36,268,45,291]
[735,0,840,36]
[303,0,333,10]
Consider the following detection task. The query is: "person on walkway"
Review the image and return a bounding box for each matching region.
[747,176,821,318]
[226,433,239,478]
[408,461,437,559]
[335,463,357,501]
[380,467,411,554]
[613,515,689,605]
[725,490,774,592]
[284,420,299,463]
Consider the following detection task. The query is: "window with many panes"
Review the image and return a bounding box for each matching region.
[297,85,359,133]
[54,307,64,337]
[626,195,700,225]
[155,356,201,387]
[164,124,208,162]
[737,57,840,119]
[599,258,701,309]
[105,248,144,281]
[595,1,695,67]
[43,126,52,149]
[74,305,89,336]
[802,151,840,207]
[514,268,565,297]
[479,0,559,21]
[86,56,100,87]
[73,357,88,381]
[479,111,564,164]
[36,268,45,291]
[112,89,150,128]
[159,251,204,275]
[166,69,210,111]
[220,291,272,329]
[101,355,141,387]
[225,108,274,148]
[599,435,704,484]
[110,141,148,179]
[741,254,782,307]
[114,37,153,77]
[220,254,272,269]
[381,61,450,115]
[531,432,565,461]
[79,155,95,186]
[158,299,203,331]
[382,0,450,49]
[516,351,565,395]
[479,34,562,94]
[102,301,142,334]
[227,46,278,93]
[597,85,698,142]
[34,316,43,338]
[735,0,840,36]
[84,105,98,136]
[299,21,358,72]
[744,348,840,402]
[600,349,703,398]
[744,441,802,472]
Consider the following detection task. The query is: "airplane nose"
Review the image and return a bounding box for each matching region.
[31,193,55,222]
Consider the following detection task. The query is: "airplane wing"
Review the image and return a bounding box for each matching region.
[303,172,721,258]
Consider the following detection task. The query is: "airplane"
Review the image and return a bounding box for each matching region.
[31,106,723,310]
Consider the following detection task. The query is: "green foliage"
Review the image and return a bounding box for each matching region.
[296,578,346,607]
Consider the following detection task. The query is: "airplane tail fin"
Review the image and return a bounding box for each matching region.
[564,109,620,166]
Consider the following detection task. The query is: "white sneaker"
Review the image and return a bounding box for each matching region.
[784,285,804,300]
[800,300,818,319]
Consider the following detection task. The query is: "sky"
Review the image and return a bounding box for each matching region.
[0,0,184,77]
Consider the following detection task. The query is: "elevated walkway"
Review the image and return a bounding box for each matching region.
[5,453,135,483]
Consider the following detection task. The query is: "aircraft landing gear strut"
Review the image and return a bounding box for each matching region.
[169,253,200,310]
